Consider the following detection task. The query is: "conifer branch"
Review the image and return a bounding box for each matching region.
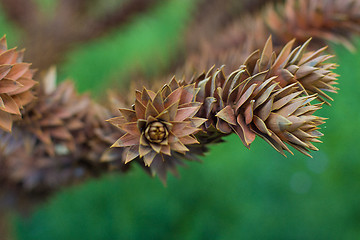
[0,35,339,212]
[0,1,345,214]
[185,0,360,73]
[109,37,338,183]
[0,0,163,69]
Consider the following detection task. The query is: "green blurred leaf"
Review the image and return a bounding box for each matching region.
[59,0,195,95]
[0,5,22,44]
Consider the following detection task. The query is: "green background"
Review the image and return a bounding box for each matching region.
[1,0,360,239]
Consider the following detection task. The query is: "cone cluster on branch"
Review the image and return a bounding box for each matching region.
[0,36,339,198]
[107,37,338,181]
[0,0,350,213]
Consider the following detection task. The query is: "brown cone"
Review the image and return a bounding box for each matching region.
[187,37,337,156]
[243,37,339,105]
[0,69,129,211]
[216,74,325,157]
[108,77,207,183]
[19,68,91,156]
[0,35,37,132]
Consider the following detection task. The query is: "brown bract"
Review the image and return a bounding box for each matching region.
[216,75,325,157]
[20,71,91,156]
[108,78,206,181]
[189,37,337,157]
[0,35,37,132]
[244,37,339,105]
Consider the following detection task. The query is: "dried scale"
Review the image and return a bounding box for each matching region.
[0,35,37,132]
[110,37,338,182]
[242,37,339,105]
[189,37,337,155]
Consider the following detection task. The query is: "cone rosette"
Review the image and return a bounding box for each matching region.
[108,78,206,181]
[0,35,37,132]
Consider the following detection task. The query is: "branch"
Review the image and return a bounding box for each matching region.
[0,0,39,28]
[1,0,163,70]
[82,0,163,39]
[184,0,360,74]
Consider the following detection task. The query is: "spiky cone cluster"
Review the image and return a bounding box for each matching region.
[19,78,92,157]
[243,37,339,105]
[188,37,337,156]
[215,72,326,157]
[0,119,128,213]
[104,91,161,174]
[83,103,122,161]
[108,79,207,183]
[0,86,128,211]
[84,101,132,173]
[0,69,132,202]
[17,67,125,160]
[0,35,37,132]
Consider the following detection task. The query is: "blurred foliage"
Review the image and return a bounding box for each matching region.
[0,4,22,44]
[0,0,359,239]
[58,0,194,95]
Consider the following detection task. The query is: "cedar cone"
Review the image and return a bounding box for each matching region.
[0,35,37,132]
